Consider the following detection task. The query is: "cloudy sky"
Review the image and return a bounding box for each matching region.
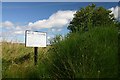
[1,2,119,43]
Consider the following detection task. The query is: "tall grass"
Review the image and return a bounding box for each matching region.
[42,25,118,78]
[2,42,49,78]
[2,25,118,79]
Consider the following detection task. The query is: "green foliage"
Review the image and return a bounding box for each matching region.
[47,25,118,78]
[68,4,115,32]
[2,42,50,78]
[50,34,63,45]
[2,4,119,79]
[2,26,118,79]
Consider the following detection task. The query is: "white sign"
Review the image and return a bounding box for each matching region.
[25,30,46,47]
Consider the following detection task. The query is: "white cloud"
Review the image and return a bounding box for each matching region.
[2,21,14,29]
[0,22,1,28]
[47,36,51,39]
[15,26,22,30]
[14,30,24,35]
[109,6,120,19]
[47,34,55,40]
[2,10,76,35]
[51,28,55,32]
[57,28,62,31]
[28,10,76,29]
[2,10,76,43]
[51,28,62,32]
[47,34,55,44]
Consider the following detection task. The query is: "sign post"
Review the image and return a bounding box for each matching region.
[34,47,38,65]
[25,30,46,65]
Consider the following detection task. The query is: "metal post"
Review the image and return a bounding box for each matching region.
[34,47,38,65]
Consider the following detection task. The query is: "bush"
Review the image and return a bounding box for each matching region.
[45,25,118,78]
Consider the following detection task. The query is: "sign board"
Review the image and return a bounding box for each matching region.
[25,30,46,47]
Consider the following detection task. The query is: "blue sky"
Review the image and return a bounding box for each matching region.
[1,2,119,43]
[2,0,120,2]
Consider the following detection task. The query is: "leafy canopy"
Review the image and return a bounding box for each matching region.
[67,4,116,32]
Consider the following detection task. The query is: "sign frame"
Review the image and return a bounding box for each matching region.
[25,30,47,47]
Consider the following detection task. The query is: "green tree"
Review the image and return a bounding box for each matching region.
[68,4,115,32]
[50,35,63,44]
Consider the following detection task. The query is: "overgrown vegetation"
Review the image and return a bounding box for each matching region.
[40,26,118,78]
[2,25,118,78]
[2,4,119,79]
[68,4,117,32]
[2,42,49,78]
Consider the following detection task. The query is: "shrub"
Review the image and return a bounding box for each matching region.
[46,25,118,78]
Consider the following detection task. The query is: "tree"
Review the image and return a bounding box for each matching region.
[50,35,63,44]
[67,4,115,32]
